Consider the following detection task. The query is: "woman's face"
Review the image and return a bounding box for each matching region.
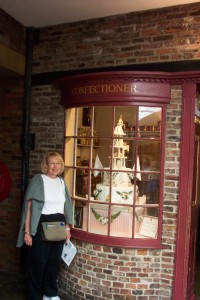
[46,156,62,178]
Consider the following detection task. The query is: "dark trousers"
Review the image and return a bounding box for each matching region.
[27,214,65,300]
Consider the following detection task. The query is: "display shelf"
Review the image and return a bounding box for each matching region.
[77,143,101,148]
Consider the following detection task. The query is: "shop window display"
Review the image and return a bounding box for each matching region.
[64,105,163,245]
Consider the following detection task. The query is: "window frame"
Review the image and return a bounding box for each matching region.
[64,103,166,248]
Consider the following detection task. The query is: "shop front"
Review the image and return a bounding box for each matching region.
[56,71,200,300]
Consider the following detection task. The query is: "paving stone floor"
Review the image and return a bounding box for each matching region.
[0,271,74,300]
[1,269,200,300]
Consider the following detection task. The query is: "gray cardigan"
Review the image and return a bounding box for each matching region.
[17,174,72,247]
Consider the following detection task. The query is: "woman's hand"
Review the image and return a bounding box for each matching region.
[65,225,71,242]
[24,232,32,246]
[24,200,32,246]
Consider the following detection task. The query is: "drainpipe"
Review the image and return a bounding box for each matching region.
[21,27,35,272]
[21,27,35,201]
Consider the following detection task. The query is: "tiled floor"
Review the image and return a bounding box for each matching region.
[0,271,74,300]
[0,271,28,300]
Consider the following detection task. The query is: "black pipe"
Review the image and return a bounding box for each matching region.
[21,27,35,200]
[21,27,35,273]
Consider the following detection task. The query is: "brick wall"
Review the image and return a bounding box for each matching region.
[32,2,200,74]
[59,241,163,300]
[29,85,64,175]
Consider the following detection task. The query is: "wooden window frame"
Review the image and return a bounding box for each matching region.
[64,104,166,248]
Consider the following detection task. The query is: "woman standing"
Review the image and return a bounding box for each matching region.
[17,152,72,300]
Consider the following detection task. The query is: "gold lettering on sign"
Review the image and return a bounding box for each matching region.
[71,83,138,96]
[131,84,138,93]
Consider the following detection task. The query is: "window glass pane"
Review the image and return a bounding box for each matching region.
[76,107,92,171]
[65,104,163,245]
[92,138,112,170]
[64,167,73,196]
[146,207,159,218]
[92,130,100,147]
[138,106,161,138]
[115,106,137,134]
[65,108,76,136]
[135,213,158,239]
[138,171,160,199]
[94,106,113,137]
[77,107,92,128]
[138,140,161,171]
[111,171,135,205]
[76,142,90,168]
[110,206,133,238]
[75,170,89,198]
[77,130,91,146]
[74,201,87,231]
[93,178,110,203]
[122,138,136,169]
[90,173,102,201]
[89,204,109,235]
[134,207,145,237]
[113,138,128,169]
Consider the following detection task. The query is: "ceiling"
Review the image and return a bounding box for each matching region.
[0,0,200,28]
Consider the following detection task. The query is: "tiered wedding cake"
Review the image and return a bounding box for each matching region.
[93,116,138,204]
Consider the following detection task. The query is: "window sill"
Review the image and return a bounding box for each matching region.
[71,228,167,249]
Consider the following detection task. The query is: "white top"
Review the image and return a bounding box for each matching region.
[41,175,65,215]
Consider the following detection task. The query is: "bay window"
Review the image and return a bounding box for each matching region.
[64,104,165,247]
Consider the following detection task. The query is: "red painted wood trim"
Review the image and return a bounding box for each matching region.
[71,228,166,249]
[55,71,171,108]
[173,82,196,300]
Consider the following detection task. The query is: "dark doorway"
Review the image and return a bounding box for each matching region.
[195,212,200,299]
[192,125,200,300]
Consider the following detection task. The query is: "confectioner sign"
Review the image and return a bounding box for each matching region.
[56,72,171,107]
[71,83,138,96]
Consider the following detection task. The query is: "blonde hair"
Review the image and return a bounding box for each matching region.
[41,151,65,175]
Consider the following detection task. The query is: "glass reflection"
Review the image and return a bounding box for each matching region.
[138,140,161,171]
[93,106,113,137]
[138,106,161,138]
[138,172,160,204]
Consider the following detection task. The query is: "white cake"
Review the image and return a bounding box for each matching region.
[93,116,138,204]
[103,169,132,187]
